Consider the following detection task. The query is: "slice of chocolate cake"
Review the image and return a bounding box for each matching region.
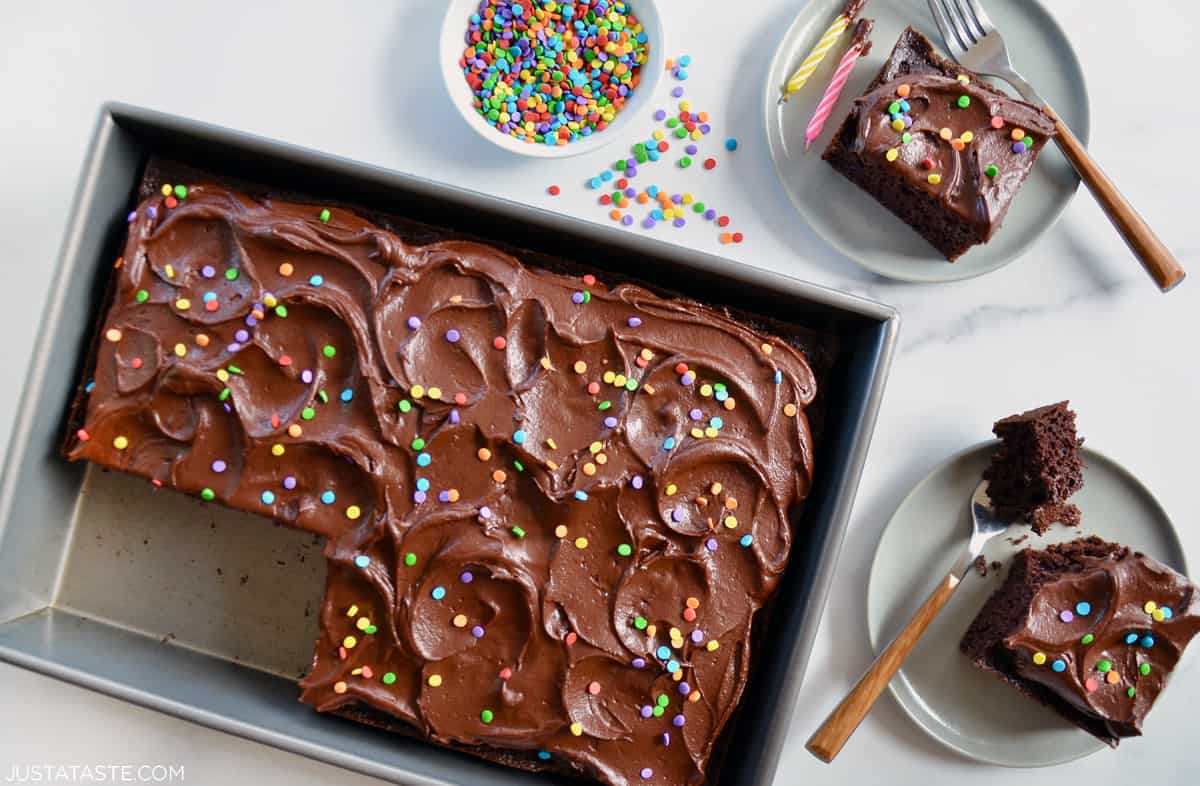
[961,537,1200,745]
[983,401,1084,534]
[822,27,1056,260]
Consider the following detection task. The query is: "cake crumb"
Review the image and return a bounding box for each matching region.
[973,555,989,577]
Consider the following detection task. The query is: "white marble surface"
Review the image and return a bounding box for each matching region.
[1,0,1197,783]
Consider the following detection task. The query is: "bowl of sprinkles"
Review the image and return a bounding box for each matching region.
[440,0,663,157]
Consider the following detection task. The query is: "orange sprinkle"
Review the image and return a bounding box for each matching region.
[278,262,294,277]
[477,448,492,461]
[897,83,911,98]
[492,469,507,483]
[1011,127,1025,141]
[719,232,733,244]
[784,403,798,417]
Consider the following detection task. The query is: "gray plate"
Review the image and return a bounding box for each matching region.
[764,0,1091,282]
[866,442,1187,766]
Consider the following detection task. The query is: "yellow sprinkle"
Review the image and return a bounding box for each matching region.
[700,384,713,397]
[112,436,129,450]
[164,264,174,278]
[1032,652,1047,665]
[333,681,347,694]
[956,73,971,85]
[595,453,607,465]
[263,294,278,308]
[939,127,953,140]
[724,516,738,529]
[175,298,190,311]
[672,669,684,682]
[346,604,359,617]
[639,348,653,360]
[555,525,568,538]
[691,427,704,439]
[546,437,558,450]
[173,343,186,357]
[1144,601,1158,614]
[271,444,285,456]
[891,118,905,132]
[346,505,362,520]
[547,460,559,471]
[706,640,719,652]
[1152,608,1166,622]
[356,617,371,631]
[216,369,230,382]
[570,722,583,737]
[351,667,362,676]
[540,357,552,370]
[960,131,975,143]
[160,184,173,196]
[669,627,681,639]
[761,342,773,355]
[662,209,674,220]
[428,674,443,687]
[653,130,664,141]
[278,262,294,277]
[410,385,425,399]
[288,424,302,437]
[589,441,603,454]
[453,614,468,628]
[603,371,616,384]
[886,148,899,162]
[343,635,357,649]
[573,361,588,374]
[784,403,798,417]
[679,100,690,111]
[686,597,700,609]
[574,537,589,549]
[449,295,463,303]
[704,427,719,438]
[928,174,943,185]
[643,384,655,394]
[104,328,122,342]
[427,387,442,400]
[583,462,596,476]
[613,374,627,387]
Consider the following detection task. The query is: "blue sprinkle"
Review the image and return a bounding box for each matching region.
[601,170,614,182]
[432,586,446,600]
[1161,607,1174,619]
[340,388,353,402]
[1075,602,1091,616]
[647,185,659,197]
[417,452,432,467]
[666,660,680,674]
[84,381,95,393]
[725,137,738,151]
[1051,659,1066,673]
[261,490,276,505]
[1125,633,1139,644]
[309,275,324,286]
[513,429,528,445]
[663,436,676,450]
[537,751,551,761]
[773,370,782,384]
[656,645,671,660]
[321,491,335,505]
[1141,635,1155,648]
[574,490,589,501]
[354,555,370,568]
[709,417,724,429]
[588,177,602,189]
[202,292,217,303]
[416,478,431,492]
[678,55,692,67]
[714,390,729,402]
[739,534,753,547]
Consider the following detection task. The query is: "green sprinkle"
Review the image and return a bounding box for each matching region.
[666,118,679,128]
[411,438,426,451]
[318,390,329,403]
[398,399,412,413]
[382,672,397,685]
[225,268,239,281]
[693,202,705,213]
[617,543,632,557]
[652,705,664,717]
[674,127,688,139]
[1081,633,1095,645]
[227,365,242,375]
[888,101,901,115]
[404,552,417,567]
[1097,659,1112,673]
[582,291,591,303]
[679,156,692,168]
[200,488,215,501]
[301,407,316,420]
[598,400,612,411]
[985,165,999,178]
[656,694,669,708]
[633,616,647,630]
[135,289,149,303]
[514,459,525,472]
[1140,663,1151,676]
[319,209,331,222]
[322,345,336,358]
[218,388,231,401]
[624,378,638,391]
[957,95,970,108]
[364,625,377,634]
[174,184,188,199]
[511,526,526,539]
[1128,687,1136,698]
[480,709,494,724]
[274,305,288,318]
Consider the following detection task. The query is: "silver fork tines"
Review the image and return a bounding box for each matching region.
[926,0,1043,104]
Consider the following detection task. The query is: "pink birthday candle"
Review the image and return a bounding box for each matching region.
[805,18,874,152]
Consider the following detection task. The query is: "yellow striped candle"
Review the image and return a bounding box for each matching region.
[782,14,851,100]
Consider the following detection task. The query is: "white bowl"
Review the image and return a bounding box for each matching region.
[438,0,665,158]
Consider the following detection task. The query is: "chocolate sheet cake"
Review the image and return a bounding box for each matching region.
[822,27,1056,260]
[984,401,1084,534]
[961,538,1200,744]
[63,170,821,786]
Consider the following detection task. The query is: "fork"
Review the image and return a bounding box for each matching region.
[927,0,1185,292]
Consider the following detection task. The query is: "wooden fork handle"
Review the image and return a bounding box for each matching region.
[1043,104,1185,292]
[806,571,961,763]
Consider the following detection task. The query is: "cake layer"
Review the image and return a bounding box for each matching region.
[823,27,1056,260]
[962,538,1200,745]
[65,178,819,786]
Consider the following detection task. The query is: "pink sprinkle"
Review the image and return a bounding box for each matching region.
[587,681,601,695]
[1059,609,1075,623]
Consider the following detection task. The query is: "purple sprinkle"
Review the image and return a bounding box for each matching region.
[301,369,314,384]
[461,571,474,584]
[685,144,698,155]
[222,403,232,413]
[604,416,619,428]
[641,218,656,229]
[627,316,643,327]
[1012,141,1027,154]
[690,629,704,643]
[671,508,684,523]
[471,625,485,638]
[689,408,703,420]
[413,490,427,503]
[632,657,646,669]
[211,460,227,473]
[235,329,250,343]
[680,373,695,386]
[671,193,683,204]
[671,86,683,98]
[201,265,215,278]
[572,291,586,304]
[673,714,685,727]
[244,315,257,327]
[640,768,653,780]
[705,538,718,552]
[640,705,653,719]
[623,187,636,198]
[662,732,671,746]
[704,209,717,220]
[449,409,461,425]
[446,329,461,343]
[1059,609,1075,623]
[283,476,297,490]
[699,124,711,134]
[631,475,644,489]
[126,211,137,223]
[479,506,493,519]
[407,316,421,330]
[146,206,158,219]
[689,113,699,123]
[438,490,452,503]
[679,682,690,695]
[226,343,241,353]
[625,166,637,177]
[673,218,685,228]
[621,215,634,226]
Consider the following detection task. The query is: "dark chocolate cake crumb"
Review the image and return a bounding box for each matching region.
[984,402,1085,533]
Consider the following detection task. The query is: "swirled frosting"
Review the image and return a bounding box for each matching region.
[1005,549,1200,740]
[66,182,817,786]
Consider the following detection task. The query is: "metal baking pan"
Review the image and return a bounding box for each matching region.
[0,103,898,786]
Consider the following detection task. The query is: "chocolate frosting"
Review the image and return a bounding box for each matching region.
[846,72,1055,240]
[1005,550,1200,738]
[67,184,817,786]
